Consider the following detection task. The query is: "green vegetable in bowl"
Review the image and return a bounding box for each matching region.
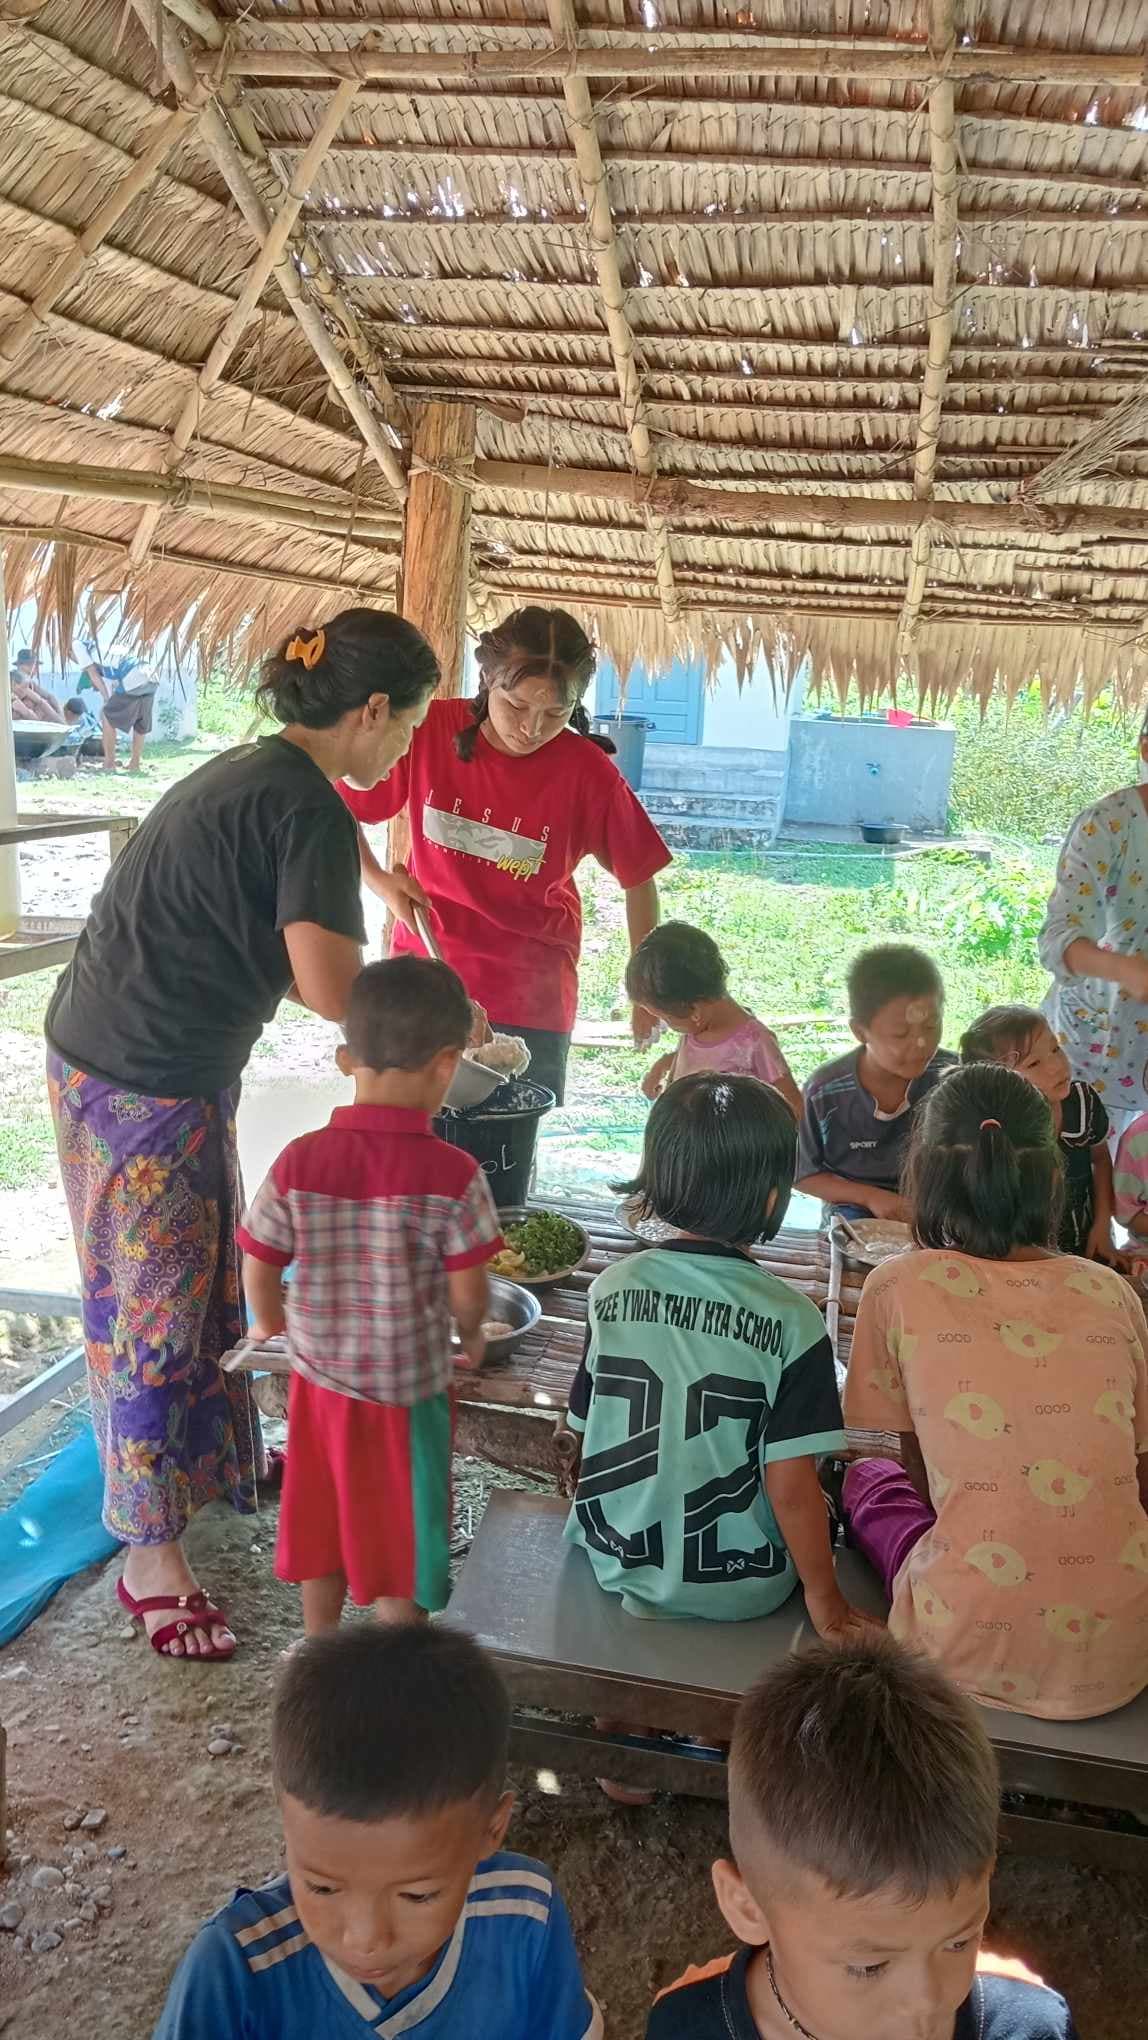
[497,1211,584,1278]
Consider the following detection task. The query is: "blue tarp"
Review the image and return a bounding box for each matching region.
[0,1426,119,1647]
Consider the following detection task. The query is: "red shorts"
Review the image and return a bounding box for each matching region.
[275,1375,453,1611]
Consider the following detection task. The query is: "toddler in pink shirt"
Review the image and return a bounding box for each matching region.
[625,920,801,1119]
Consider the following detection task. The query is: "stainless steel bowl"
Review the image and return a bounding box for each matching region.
[444,1053,503,1111]
[453,1274,541,1367]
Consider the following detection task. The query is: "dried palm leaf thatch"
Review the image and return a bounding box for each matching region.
[0,0,1147,704]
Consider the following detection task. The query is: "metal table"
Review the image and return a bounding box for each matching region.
[453,1199,886,1480]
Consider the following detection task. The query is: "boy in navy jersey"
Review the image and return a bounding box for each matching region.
[155,1625,600,2040]
[647,1640,1077,2040]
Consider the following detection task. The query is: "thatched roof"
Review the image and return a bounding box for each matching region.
[2,0,1148,706]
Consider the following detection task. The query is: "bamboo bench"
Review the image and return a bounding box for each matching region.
[446,1491,1148,1871]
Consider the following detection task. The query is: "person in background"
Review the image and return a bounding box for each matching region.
[339,606,672,1105]
[11,647,65,723]
[62,694,104,758]
[239,958,503,1635]
[625,921,802,1120]
[154,1625,602,2040]
[960,1004,1117,1262]
[647,1639,1079,2040]
[81,642,159,774]
[565,1073,874,1639]
[796,944,955,1221]
[843,1063,1148,1720]
[1040,710,1148,1137]
[46,610,439,1665]
[1114,1110,1148,1243]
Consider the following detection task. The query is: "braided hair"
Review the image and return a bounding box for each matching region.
[455,605,615,760]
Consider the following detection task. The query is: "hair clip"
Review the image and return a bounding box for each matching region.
[979,1117,1002,1130]
[285,627,326,670]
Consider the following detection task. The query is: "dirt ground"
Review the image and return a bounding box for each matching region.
[0,1473,1146,2040]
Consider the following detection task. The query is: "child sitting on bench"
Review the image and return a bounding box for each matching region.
[565,1071,876,1636]
[626,920,802,1120]
[647,1637,1079,2039]
[238,957,503,1634]
[843,1062,1148,1719]
[154,1624,602,2039]
[796,943,955,1221]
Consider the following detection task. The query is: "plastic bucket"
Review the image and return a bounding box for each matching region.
[433,1079,556,1211]
[594,713,653,792]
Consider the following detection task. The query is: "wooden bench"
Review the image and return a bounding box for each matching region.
[446,1492,1148,1870]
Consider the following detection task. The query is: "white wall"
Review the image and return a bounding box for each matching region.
[702,651,809,750]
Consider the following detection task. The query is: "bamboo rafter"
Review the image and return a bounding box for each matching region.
[195,36,1148,89]
[136,0,411,451]
[897,2,959,668]
[544,0,677,626]
[122,70,392,569]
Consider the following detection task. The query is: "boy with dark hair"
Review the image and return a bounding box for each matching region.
[647,1638,1078,2040]
[154,1625,602,2039]
[239,957,503,1632]
[796,942,955,1220]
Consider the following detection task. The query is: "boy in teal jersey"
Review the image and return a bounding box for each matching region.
[565,1073,875,1636]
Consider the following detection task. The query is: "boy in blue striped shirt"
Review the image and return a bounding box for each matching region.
[154,1626,600,2040]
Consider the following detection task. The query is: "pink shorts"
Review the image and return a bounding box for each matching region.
[275,1374,453,1611]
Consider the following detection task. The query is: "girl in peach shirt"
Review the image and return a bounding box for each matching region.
[844,1063,1148,1720]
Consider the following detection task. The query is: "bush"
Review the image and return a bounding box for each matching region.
[948,691,1136,840]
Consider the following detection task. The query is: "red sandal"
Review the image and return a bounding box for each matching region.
[116,1577,237,1660]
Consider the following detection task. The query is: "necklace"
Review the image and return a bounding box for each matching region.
[764,1945,821,2040]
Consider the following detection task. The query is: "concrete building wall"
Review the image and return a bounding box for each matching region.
[784,717,956,833]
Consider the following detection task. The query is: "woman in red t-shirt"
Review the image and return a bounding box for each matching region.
[340,606,672,1101]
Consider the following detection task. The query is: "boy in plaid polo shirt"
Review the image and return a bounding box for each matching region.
[239,958,502,1632]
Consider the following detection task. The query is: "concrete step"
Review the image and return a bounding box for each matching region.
[646,810,783,851]
[641,743,788,796]
[642,789,782,823]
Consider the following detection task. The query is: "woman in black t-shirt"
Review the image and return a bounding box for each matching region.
[46,611,440,1664]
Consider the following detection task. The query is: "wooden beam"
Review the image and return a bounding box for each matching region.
[0,452,400,542]
[391,400,476,871]
[546,0,678,626]
[470,457,1148,543]
[125,71,377,567]
[0,91,213,389]
[199,37,1148,88]
[897,2,959,665]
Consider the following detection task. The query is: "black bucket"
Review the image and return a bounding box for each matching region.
[434,1078,556,1211]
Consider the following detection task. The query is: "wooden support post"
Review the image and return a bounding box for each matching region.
[0,551,22,939]
[388,402,476,877]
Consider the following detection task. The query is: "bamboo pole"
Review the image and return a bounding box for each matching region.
[125,74,376,568]
[897,2,958,665]
[197,38,1148,87]
[15,445,1148,549]
[545,0,678,627]
[0,453,401,542]
[309,204,1148,237]
[470,458,1148,544]
[138,0,409,450]
[0,89,214,388]
[390,401,477,873]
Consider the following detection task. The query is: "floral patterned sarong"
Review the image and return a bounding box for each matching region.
[47,1053,259,1543]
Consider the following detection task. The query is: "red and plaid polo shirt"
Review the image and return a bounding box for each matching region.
[237,1104,503,1406]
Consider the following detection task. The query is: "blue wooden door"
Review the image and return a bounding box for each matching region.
[596,655,704,744]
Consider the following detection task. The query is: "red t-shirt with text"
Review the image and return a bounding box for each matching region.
[339,698,670,1030]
